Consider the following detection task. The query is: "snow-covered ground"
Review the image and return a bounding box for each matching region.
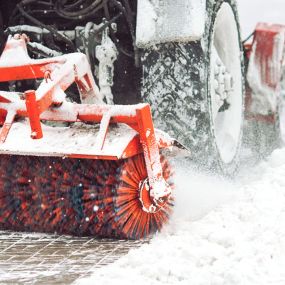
[76,2,285,284]
[76,150,285,285]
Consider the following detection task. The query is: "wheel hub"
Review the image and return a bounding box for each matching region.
[139,178,171,213]
[214,54,234,112]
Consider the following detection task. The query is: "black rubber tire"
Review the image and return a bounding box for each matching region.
[141,0,245,176]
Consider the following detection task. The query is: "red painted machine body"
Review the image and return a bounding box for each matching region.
[245,23,285,123]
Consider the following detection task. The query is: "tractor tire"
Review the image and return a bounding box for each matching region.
[141,0,245,176]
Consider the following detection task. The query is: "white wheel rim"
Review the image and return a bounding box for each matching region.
[210,3,243,164]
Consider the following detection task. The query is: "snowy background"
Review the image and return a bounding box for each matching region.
[76,1,285,284]
[238,0,285,38]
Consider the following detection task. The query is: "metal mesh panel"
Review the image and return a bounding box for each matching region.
[0,231,145,284]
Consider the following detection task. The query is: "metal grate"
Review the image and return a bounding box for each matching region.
[0,231,146,284]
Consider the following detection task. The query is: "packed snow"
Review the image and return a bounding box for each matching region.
[136,0,205,47]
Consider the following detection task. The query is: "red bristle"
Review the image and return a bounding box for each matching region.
[0,153,173,239]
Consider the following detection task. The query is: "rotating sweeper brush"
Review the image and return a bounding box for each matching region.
[0,35,174,239]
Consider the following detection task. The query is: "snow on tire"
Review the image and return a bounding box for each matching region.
[141,0,245,176]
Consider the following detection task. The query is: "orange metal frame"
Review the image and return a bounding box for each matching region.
[0,35,173,195]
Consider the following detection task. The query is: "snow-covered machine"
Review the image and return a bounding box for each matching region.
[0,0,284,239]
[244,23,285,156]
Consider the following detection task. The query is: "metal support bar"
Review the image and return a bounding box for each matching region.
[135,104,163,184]
[25,90,43,139]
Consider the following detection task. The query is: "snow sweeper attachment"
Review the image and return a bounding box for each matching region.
[0,35,174,240]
